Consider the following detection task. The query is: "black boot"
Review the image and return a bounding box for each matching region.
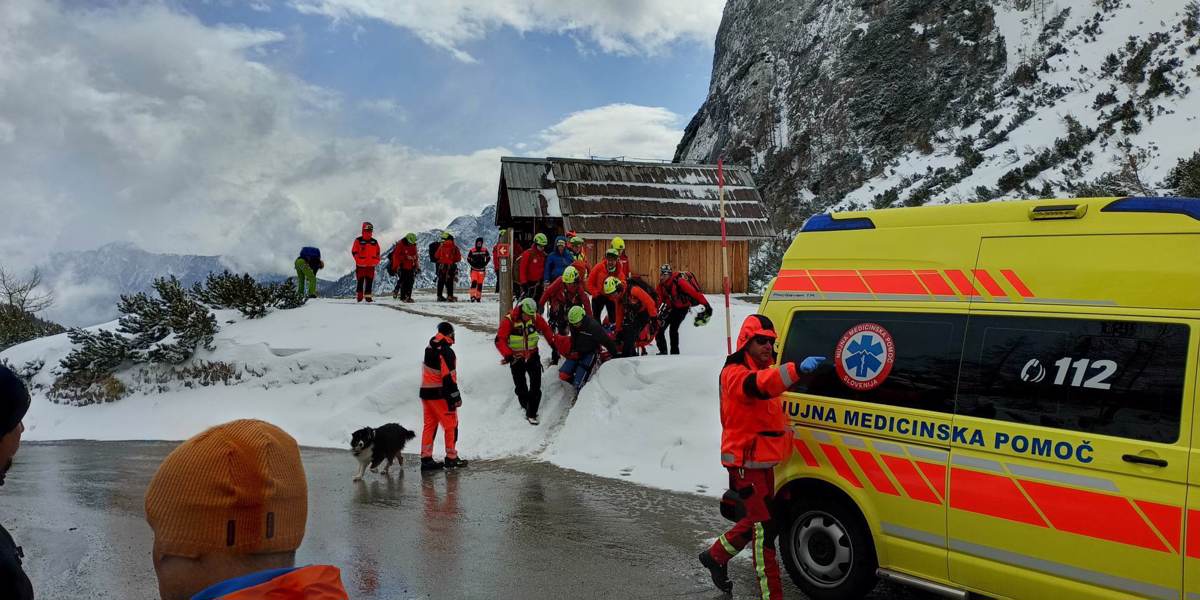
[698,551,732,594]
[444,456,469,469]
[421,457,444,471]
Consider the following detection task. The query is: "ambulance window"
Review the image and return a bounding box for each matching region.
[780,311,966,414]
[957,316,1188,444]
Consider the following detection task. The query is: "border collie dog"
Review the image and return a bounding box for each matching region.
[351,423,416,481]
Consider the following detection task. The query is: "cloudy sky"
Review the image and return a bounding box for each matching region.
[0,0,723,277]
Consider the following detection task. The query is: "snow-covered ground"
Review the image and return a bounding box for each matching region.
[2,294,758,497]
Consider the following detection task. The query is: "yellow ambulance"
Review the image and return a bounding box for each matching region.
[759,197,1199,600]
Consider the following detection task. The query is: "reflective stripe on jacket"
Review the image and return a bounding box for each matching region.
[495,308,555,359]
[719,355,798,469]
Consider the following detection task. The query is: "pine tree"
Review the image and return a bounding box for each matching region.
[59,328,130,381]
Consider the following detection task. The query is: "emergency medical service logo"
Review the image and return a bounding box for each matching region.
[834,323,896,391]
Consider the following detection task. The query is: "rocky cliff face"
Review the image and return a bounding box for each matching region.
[678,0,1200,270]
[677,0,1008,222]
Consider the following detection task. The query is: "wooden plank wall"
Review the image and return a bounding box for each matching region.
[579,239,749,293]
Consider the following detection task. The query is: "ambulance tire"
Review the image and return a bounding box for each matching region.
[780,493,878,600]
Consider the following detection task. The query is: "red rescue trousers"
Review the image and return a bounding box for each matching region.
[420,399,458,460]
[469,269,485,301]
[707,467,782,600]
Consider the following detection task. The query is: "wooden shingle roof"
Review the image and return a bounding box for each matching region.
[497,157,773,240]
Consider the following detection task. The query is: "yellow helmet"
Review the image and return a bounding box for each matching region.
[611,237,625,251]
[561,266,579,284]
[603,276,622,295]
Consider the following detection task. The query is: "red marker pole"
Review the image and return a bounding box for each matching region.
[718,158,732,355]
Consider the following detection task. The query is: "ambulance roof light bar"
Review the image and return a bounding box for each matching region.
[1102,197,1200,221]
[801,213,876,232]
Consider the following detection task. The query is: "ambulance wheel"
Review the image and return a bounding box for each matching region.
[781,493,878,600]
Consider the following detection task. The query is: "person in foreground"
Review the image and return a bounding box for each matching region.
[699,315,823,598]
[0,365,33,600]
[145,419,348,600]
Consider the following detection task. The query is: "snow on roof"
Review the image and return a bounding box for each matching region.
[496,157,773,239]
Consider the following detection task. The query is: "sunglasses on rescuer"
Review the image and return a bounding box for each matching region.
[750,335,775,347]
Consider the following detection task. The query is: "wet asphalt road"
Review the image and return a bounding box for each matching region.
[3,442,929,599]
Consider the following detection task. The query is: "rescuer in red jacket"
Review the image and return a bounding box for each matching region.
[588,249,627,325]
[389,233,420,302]
[655,264,713,355]
[351,222,381,302]
[539,265,591,365]
[516,233,548,302]
[698,315,824,598]
[495,298,558,425]
[434,232,462,302]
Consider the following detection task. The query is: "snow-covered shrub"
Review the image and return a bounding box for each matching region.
[120,277,216,364]
[0,358,44,385]
[190,271,301,318]
[1185,1,1199,38]
[48,373,126,406]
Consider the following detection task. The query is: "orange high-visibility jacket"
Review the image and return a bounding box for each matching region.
[719,316,799,469]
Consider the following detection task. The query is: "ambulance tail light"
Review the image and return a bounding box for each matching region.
[801,214,876,232]
[1102,197,1200,220]
[1029,204,1087,220]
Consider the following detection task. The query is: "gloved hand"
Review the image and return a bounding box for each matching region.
[800,356,826,373]
[500,355,512,365]
[694,306,713,327]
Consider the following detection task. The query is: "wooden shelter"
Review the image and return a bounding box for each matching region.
[495,157,773,293]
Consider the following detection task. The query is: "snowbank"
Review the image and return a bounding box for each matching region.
[2,294,758,497]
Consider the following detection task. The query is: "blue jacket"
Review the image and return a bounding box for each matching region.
[543,237,574,282]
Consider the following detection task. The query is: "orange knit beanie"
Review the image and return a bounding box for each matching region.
[145,419,308,557]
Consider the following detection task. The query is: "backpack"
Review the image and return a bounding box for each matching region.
[300,246,321,260]
[385,244,399,276]
[428,242,439,263]
[675,271,703,296]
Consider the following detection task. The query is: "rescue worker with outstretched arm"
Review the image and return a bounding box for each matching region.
[540,265,591,365]
[555,305,617,390]
[699,314,823,598]
[655,263,713,355]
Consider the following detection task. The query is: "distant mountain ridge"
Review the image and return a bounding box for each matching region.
[38,209,499,326]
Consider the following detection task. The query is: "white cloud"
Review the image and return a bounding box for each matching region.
[0,0,689,330]
[358,97,407,122]
[288,0,725,62]
[0,0,507,278]
[533,103,683,161]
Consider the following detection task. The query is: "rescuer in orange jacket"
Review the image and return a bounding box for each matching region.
[698,315,824,598]
[419,322,467,471]
[351,222,381,302]
[495,298,558,425]
[588,249,627,325]
[602,276,656,358]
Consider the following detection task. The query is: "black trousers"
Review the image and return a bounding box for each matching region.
[355,276,374,297]
[617,314,648,358]
[393,268,415,299]
[655,307,690,355]
[592,296,616,325]
[437,265,457,299]
[509,354,542,418]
